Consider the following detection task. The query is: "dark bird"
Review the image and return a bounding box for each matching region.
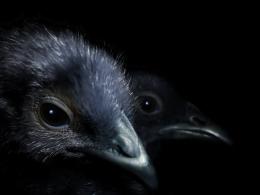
[0,27,157,195]
[130,71,233,194]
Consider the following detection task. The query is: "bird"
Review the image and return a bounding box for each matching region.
[129,71,233,194]
[0,26,157,195]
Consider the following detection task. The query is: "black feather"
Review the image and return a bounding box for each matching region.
[130,71,233,194]
[0,26,148,195]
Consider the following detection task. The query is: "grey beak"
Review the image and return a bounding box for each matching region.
[158,103,232,145]
[95,113,158,191]
[158,123,231,144]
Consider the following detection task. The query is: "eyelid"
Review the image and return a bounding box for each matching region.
[137,91,163,115]
[35,96,74,129]
[41,96,74,121]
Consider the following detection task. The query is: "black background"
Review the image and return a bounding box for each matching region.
[0,3,250,152]
[0,3,253,194]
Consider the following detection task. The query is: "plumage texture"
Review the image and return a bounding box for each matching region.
[0,26,147,195]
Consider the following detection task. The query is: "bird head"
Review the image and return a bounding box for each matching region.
[0,27,157,193]
[130,72,232,155]
[130,71,233,194]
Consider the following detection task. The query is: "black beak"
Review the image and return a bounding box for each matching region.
[85,113,158,191]
[157,103,231,145]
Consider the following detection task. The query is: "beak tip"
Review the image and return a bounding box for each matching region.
[127,144,158,191]
[104,137,158,191]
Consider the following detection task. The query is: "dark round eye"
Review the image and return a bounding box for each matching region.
[138,94,162,115]
[40,103,70,128]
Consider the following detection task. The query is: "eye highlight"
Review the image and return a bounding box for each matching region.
[37,97,73,129]
[137,92,163,115]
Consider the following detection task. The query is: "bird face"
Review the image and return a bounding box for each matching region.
[130,72,233,194]
[0,27,157,194]
[131,72,231,147]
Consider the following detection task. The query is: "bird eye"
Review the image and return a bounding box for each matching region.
[137,93,162,115]
[39,101,72,129]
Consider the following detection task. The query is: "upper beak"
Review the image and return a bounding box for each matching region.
[158,103,232,145]
[87,113,158,191]
[158,123,231,144]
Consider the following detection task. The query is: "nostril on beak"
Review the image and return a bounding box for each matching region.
[190,115,207,126]
[113,135,140,158]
